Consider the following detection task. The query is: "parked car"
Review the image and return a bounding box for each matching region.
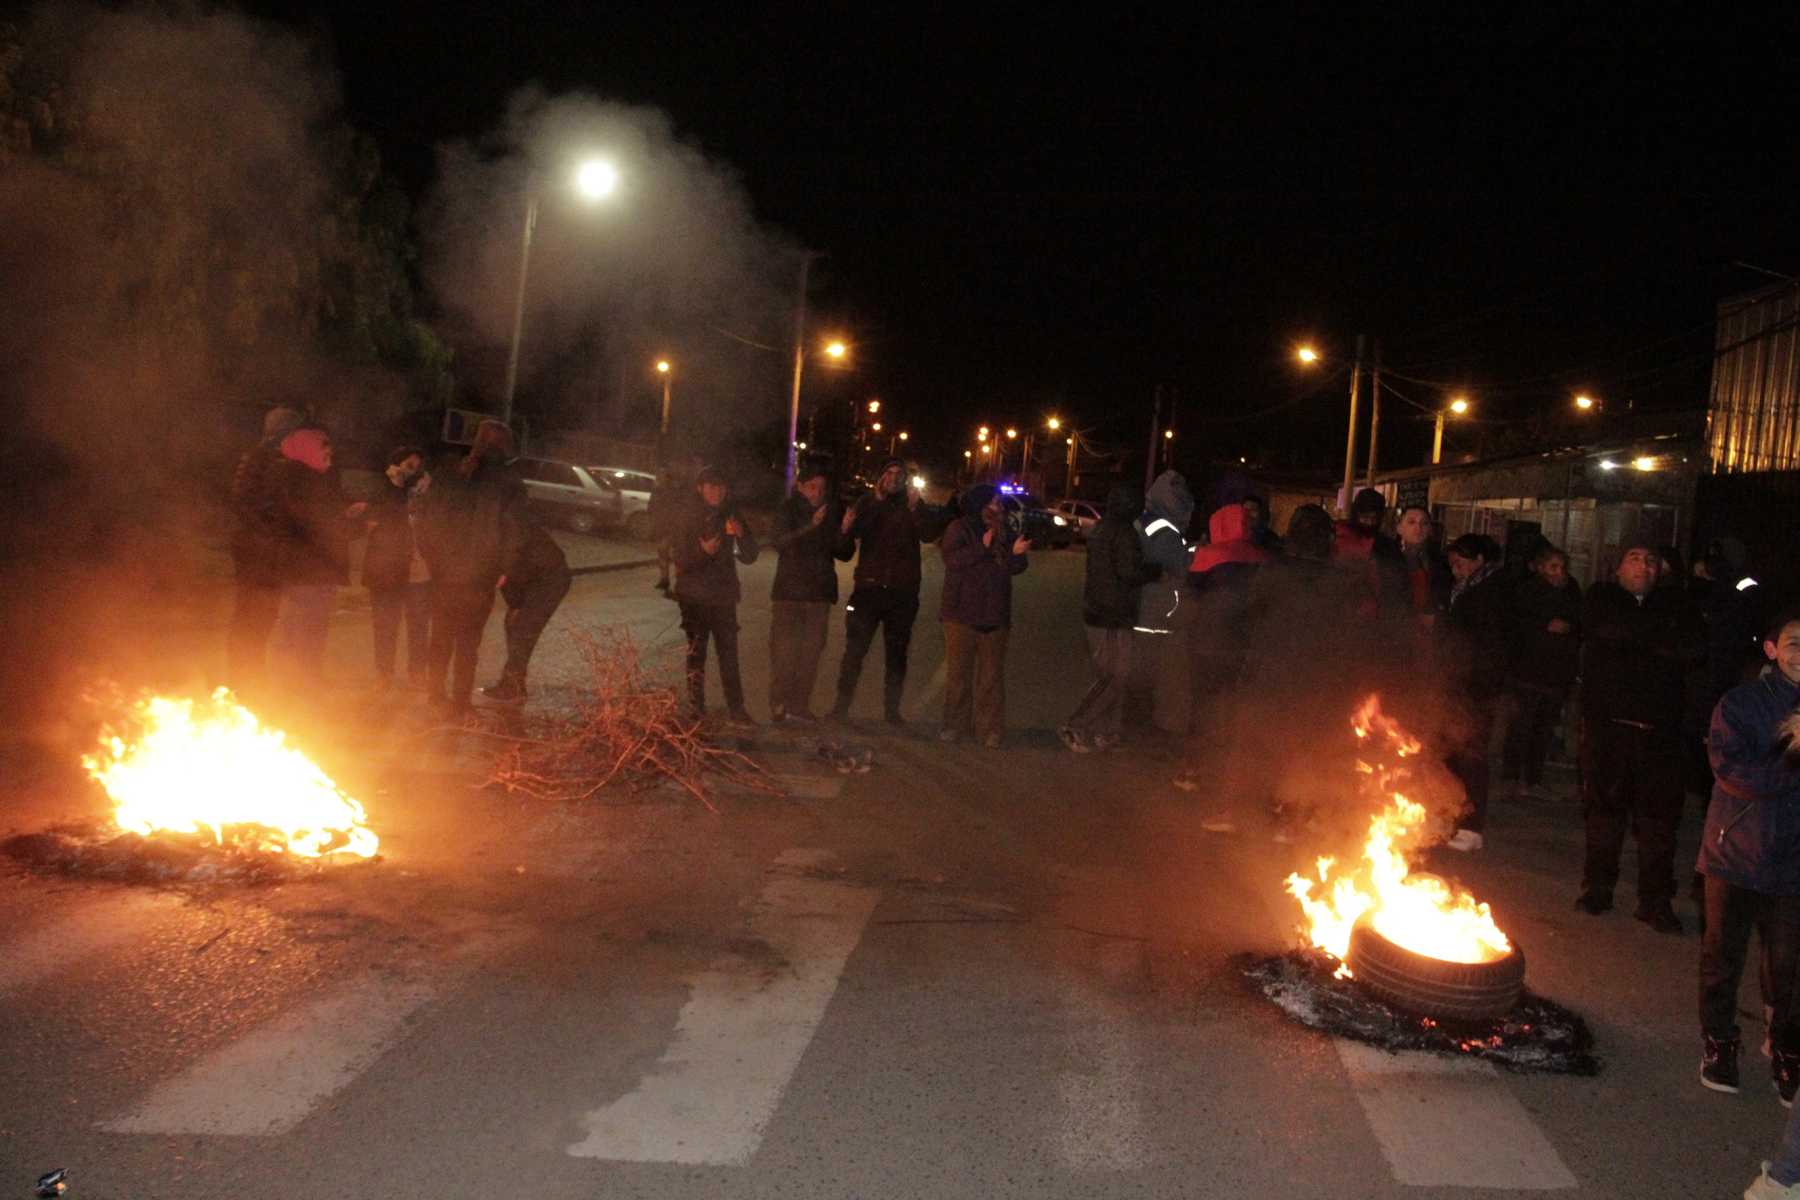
[515,457,624,535]
[1053,499,1102,540]
[588,466,657,539]
[999,487,1074,549]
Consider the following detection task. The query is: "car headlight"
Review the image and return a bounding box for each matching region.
[1052,515,1068,526]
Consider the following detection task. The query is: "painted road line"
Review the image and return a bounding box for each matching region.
[1335,1039,1577,1190]
[98,950,486,1136]
[1054,939,1152,1171]
[0,893,177,998]
[567,847,880,1164]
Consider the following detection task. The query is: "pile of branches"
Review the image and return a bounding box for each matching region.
[487,628,777,811]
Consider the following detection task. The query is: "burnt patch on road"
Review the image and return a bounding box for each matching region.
[2,823,378,887]
[1238,950,1599,1075]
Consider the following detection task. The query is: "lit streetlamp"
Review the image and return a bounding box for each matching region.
[1574,393,1597,412]
[1432,396,1470,464]
[654,358,673,462]
[1296,344,1320,366]
[503,157,619,426]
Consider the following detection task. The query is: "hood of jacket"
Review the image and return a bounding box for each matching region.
[1190,504,1270,573]
[961,484,998,521]
[1144,471,1193,529]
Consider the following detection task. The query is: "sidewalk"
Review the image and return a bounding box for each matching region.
[550,530,658,575]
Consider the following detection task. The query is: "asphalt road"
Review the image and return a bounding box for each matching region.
[0,539,1782,1198]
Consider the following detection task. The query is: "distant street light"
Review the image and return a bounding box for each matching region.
[654,358,673,459]
[1432,395,1471,464]
[1005,427,1018,439]
[871,422,882,433]
[502,156,620,426]
[1296,345,1320,365]
[1047,416,1062,431]
[1574,393,1597,411]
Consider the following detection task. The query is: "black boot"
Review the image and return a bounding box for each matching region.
[1702,1035,1741,1093]
[480,671,527,705]
[1774,1048,1800,1108]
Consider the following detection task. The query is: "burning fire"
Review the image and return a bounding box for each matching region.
[83,689,378,859]
[1285,696,1510,973]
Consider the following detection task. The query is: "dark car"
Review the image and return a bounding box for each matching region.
[999,487,1074,549]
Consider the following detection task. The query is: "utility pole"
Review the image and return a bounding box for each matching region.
[500,195,540,428]
[1144,384,1163,492]
[1064,430,1078,499]
[784,252,818,495]
[1365,340,1383,487]
[1339,334,1366,514]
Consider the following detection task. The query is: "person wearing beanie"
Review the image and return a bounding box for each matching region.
[671,465,759,725]
[225,406,311,695]
[362,445,431,690]
[767,456,852,722]
[415,420,529,715]
[1576,540,1703,931]
[270,427,368,684]
[831,457,928,725]
[937,483,1029,747]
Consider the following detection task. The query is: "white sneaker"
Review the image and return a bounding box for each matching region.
[1445,829,1485,853]
[1200,815,1237,834]
[1746,1162,1800,1199]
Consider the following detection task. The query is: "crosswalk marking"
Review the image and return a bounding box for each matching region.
[0,894,176,998]
[1335,1039,1577,1190]
[566,847,879,1164]
[97,953,482,1137]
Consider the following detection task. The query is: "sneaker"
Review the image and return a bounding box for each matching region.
[1170,773,1200,792]
[982,733,1002,749]
[1635,903,1683,935]
[1746,1162,1800,1199]
[479,675,527,705]
[1574,890,1614,916]
[1092,733,1122,751]
[1056,726,1092,753]
[937,728,961,744]
[1445,829,1485,852]
[1703,1035,1742,1094]
[1775,1050,1800,1108]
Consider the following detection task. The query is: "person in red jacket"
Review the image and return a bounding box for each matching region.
[1172,500,1270,796]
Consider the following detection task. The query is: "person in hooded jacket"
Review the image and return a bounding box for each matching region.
[1698,606,1800,1104]
[937,484,1029,747]
[831,458,928,724]
[1060,486,1156,752]
[482,486,571,707]
[767,456,853,722]
[362,445,431,690]
[227,405,305,695]
[415,421,527,716]
[1439,534,1512,852]
[672,466,760,724]
[271,426,368,684]
[1132,470,1196,737]
[1501,544,1581,799]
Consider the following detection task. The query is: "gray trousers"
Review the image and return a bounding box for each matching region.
[1067,626,1132,736]
[769,599,831,716]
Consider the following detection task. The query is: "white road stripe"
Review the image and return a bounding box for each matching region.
[98,952,483,1136]
[1054,940,1152,1171]
[567,847,879,1164]
[1335,1039,1577,1190]
[0,894,177,998]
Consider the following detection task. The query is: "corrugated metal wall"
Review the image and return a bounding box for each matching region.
[1708,281,1800,472]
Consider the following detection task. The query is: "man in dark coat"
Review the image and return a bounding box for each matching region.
[1132,470,1196,736]
[831,458,928,724]
[1502,545,1581,798]
[672,466,760,724]
[270,426,367,685]
[1696,606,1800,1099]
[415,421,526,716]
[937,484,1029,747]
[482,493,570,706]
[1576,541,1704,929]
[767,456,852,722]
[1440,534,1512,852]
[362,445,430,690]
[1060,486,1154,752]
[226,405,305,695]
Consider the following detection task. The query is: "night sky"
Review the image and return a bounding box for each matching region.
[254,4,1800,476]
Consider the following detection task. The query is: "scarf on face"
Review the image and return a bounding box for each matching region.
[1449,558,1500,608]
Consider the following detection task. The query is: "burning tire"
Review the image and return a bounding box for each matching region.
[1345,922,1525,1022]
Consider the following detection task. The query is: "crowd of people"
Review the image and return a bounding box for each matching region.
[227,415,1800,1178]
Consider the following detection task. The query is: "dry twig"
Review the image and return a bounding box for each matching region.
[487,628,778,810]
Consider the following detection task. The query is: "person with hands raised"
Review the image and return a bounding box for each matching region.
[672,466,759,727]
[937,484,1029,748]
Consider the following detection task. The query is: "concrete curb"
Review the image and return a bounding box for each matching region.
[569,557,659,578]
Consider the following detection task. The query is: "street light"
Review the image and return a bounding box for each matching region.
[1574,393,1597,411]
[1296,344,1320,365]
[503,156,620,426]
[1432,395,1471,464]
[654,358,673,459]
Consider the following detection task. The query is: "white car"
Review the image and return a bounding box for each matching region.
[1053,499,1102,540]
[516,458,622,535]
[589,467,658,540]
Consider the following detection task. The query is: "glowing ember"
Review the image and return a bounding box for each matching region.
[83,689,378,859]
[1285,695,1510,974]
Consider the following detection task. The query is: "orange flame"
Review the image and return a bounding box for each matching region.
[83,689,378,859]
[1285,695,1510,972]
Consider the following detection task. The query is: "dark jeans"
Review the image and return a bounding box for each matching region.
[1501,683,1565,786]
[769,599,830,716]
[1445,697,1499,833]
[679,600,744,713]
[428,583,494,706]
[1699,877,1800,1052]
[1067,626,1132,736]
[1581,718,1684,904]
[226,580,283,695]
[835,585,918,717]
[502,569,571,681]
[370,582,431,679]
